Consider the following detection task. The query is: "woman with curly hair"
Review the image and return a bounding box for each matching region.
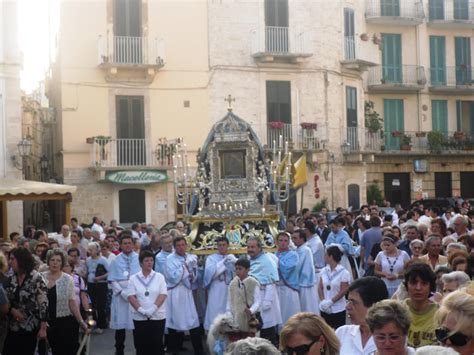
[3,247,48,355]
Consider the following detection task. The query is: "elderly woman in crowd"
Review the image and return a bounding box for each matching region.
[335,276,389,354]
[430,218,447,238]
[375,235,410,297]
[432,266,452,303]
[366,299,415,355]
[62,259,90,314]
[409,239,424,260]
[3,247,48,355]
[42,249,89,354]
[280,312,340,355]
[447,249,468,270]
[318,244,351,329]
[441,271,470,295]
[434,282,474,355]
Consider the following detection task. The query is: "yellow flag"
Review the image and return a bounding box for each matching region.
[292,155,308,189]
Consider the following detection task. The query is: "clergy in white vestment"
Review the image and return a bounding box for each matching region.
[164,236,204,354]
[275,232,301,327]
[108,232,141,355]
[292,229,320,315]
[247,236,282,346]
[154,233,173,275]
[203,237,237,331]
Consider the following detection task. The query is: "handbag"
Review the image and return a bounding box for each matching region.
[243,283,263,331]
[95,263,107,277]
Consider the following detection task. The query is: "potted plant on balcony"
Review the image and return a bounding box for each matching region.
[400,134,412,151]
[454,131,465,140]
[365,101,383,134]
[270,121,285,130]
[391,130,402,138]
[462,137,474,151]
[415,131,426,137]
[360,33,369,41]
[94,135,111,161]
[427,131,444,153]
[300,122,318,130]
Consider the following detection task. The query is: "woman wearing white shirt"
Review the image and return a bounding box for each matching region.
[335,277,389,355]
[128,250,167,355]
[318,244,351,329]
[374,235,410,297]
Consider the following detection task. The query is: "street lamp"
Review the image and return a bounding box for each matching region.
[40,155,49,181]
[11,137,32,170]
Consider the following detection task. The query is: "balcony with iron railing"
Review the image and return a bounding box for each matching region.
[341,35,379,71]
[89,138,176,169]
[365,0,425,25]
[428,0,474,28]
[97,35,165,82]
[428,66,474,94]
[380,131,474,153]
[341,127,383,154]
[250,122,327,151]
[251,26,312,63]
[368,65,426,92]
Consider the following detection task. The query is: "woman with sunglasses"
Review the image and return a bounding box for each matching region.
[434,282,474,355]
[279,312,340,355]
[366,299,415,355]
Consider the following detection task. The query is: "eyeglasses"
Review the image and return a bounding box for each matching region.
[373,334,403,342]
[435,327,471,347]
[284,337,320,355]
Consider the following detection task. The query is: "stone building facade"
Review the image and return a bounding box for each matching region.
[49,0,474,226]
[0,0,23,233]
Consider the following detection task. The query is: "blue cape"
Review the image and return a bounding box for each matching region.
[275,250,299,290]
[249,252,279,285]
[108,251,140,281]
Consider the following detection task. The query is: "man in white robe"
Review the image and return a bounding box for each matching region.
[203,237,237,331]
[108,232,140,355]
[165,236,204,354]
[154,233,173,275]
[293,229,320,315]
[247,236,281,346]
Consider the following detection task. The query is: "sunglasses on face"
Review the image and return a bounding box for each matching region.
[435,327,471,347]
[284,337,319,355]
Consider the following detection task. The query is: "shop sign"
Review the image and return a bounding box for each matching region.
[105,170,167,184]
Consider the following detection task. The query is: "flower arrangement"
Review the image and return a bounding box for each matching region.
[270,121,285,129]
[300,122,318,130]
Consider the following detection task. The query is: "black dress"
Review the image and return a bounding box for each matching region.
[47,285,79,355]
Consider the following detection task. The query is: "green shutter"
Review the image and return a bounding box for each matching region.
[456,100,462,130]
[429,0,444,20]
[381,0,400,16]
[454,0,469,20]
[430,36,446,85]
[382,34,402,83]
[432,100,448,134]
[455,37,472,84]
[384,99,404,150]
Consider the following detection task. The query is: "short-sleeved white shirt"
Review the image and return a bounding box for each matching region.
[320,264,351,313]
[335,325,376,355]
[128,270,167,321]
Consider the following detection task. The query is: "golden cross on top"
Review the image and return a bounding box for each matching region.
[224,94,235,112]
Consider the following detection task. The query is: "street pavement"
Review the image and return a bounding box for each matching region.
[89,328,206,354]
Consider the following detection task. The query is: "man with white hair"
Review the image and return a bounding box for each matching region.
[419,235,448,271]
[450,215,471,241]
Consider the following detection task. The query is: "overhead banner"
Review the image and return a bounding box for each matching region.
[105,170,167,184]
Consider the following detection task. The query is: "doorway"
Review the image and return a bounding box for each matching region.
[460,172,474,198]
[435,172,452,198]
[384,173,411,207]
[119,189,146,223]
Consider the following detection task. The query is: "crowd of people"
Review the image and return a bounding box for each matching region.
[0,201,473,355]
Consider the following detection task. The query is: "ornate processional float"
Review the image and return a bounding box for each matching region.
[173,96,293,254]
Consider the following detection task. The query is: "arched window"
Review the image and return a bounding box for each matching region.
[348,184,360,210]
[119,189,145,223]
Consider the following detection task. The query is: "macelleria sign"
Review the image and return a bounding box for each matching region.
[105,170,168,184]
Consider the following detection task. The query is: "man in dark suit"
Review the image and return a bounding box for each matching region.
[316,217,330,244]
